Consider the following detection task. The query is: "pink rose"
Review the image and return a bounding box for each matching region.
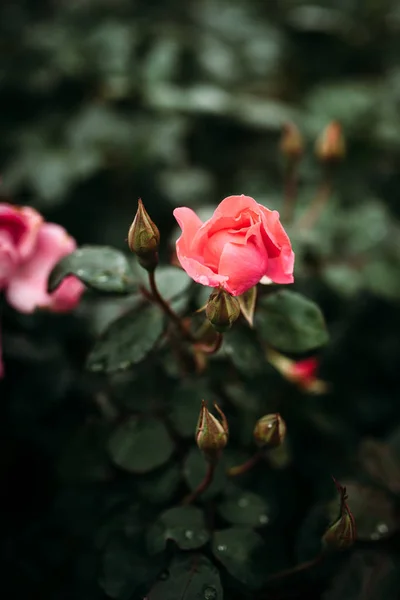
[0,203,85,377]
[173,194,294,296]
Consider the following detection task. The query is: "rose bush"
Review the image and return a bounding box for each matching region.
[173,194,294,296]
[0,203,84,376]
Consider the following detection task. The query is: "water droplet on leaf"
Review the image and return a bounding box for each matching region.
[203,586,217,600]
[217,544,227,552]
[184,530,194,540]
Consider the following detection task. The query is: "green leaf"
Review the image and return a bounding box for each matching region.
[323,550,400,600]
[183,447,227,501]
[222,325,266,376]
[86,303,164,373]
[48,245,136,295]
[147,506,209,554]
[137,463,181,505]
[148,554,223,600]
[211,527,271,590]
[100,532,163,600]
[145,266,191,301]
[57,421,113,483]
[217,490,272,528]
[169,379,215,438]
[108,417,174,474]
[256,290,329,353]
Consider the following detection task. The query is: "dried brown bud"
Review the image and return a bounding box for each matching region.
[196,400,229,462]
[279,122,304,161]
[322,478,356,550]
[205,288,240,332]
[315,121,346,163]
[128,199,160,271]
[253,413,286,449]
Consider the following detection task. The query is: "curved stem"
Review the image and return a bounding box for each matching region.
[193,332,223,355]
[282,163,299,224]
[147,270,194,341]
[227,451,262,477]
[265,553,323,583]
[297,178,332,231]
[183,461,216,505]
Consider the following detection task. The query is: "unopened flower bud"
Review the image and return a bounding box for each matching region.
[205,288,240,332]
[253,413,286,449]
[322,478,356,550]
[196,400,229,462]
[315,121,346,163]
[280,122,304,161]
[128,199,160,271]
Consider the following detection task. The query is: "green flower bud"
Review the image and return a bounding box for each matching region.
[253,413,286,449]
[128,199,160,271]
[196,400,229,462]
[322,478,356,550]
[279,122,304,161]
[205,288,240,332]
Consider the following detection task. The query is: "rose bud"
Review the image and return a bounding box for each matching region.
[205,288,240,332]
[253,413,286,449]
[322,479,356,550]
[279,122,304,161]
[128,198,160,271]
[315,121,346,163]
[196,400,229,462]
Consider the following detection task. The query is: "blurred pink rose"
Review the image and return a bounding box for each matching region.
[173,195,294,296]
[290,357,319,388]
[0,203,85,377]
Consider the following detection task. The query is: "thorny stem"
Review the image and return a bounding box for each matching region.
[147,270,195,342]
[193,332,223,355]
[227,451,263,476]
[282,162,299,224]
[183,461,216,505]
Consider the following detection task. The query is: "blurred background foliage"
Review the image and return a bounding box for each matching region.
[1,1,400,599]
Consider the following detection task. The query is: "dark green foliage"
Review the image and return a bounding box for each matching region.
[2,1,400,600]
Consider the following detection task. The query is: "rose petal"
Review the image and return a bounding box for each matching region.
[0,203,43,260]
[219,238,268,296]
[0,322,4,379]
[173,207,203,256]
[0,230,17,287]
[177,254,228,288]
[6,223,84,313]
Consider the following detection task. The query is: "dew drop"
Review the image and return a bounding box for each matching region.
[203,586,217,600]
[377,522,389,534]
[96,274,109,283]
[217,544,227,552]
[76,269,85,277]
[259,514,269,525]
[184,529,194,540]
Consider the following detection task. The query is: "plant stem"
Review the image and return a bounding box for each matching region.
[183,461,216,505]
[282,162,299,224]
[297,166,333,231]
[227,451,262,476]
[147,270,194,341]
[193,332,223,355]
[265,553,323,583]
